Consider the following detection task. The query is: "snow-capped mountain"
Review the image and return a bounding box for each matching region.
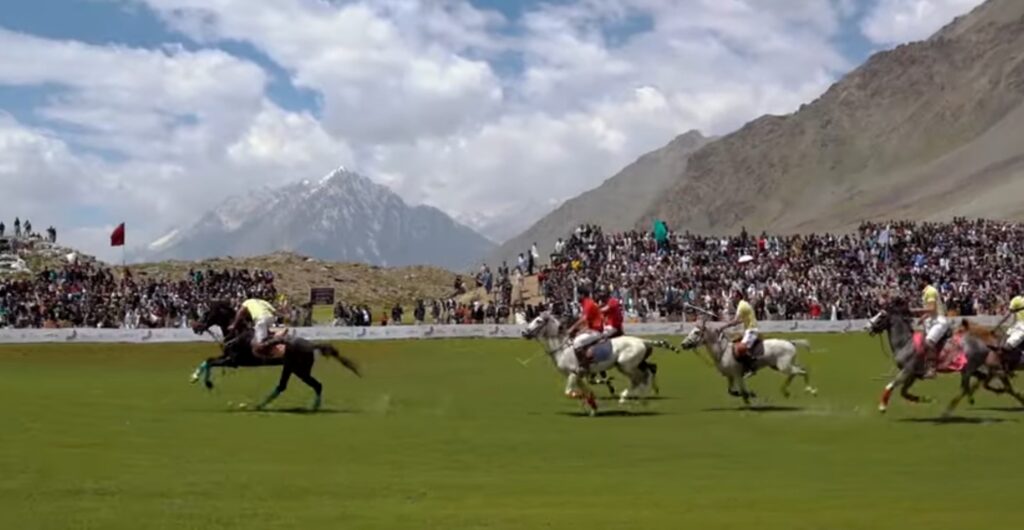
[136,167,494,270]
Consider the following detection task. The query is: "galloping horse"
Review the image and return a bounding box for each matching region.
[521,311,677,415]
[680,320,816,405]
[943,320,1024,416]
[190,301,360,410]
[866,302,1023,415]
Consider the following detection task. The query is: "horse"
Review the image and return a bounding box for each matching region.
[189,300,360,411]
[867,305,1024,415]
[521,311,677,415]
[679,320,816,405]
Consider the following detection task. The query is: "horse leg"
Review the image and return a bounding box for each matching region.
[997,374,1024,407]
[647,362,659,396]
[796,366,818,396]
[943,370,975,418]
[879,368,909,413]
[193,356,231,390]
[781,372,795,398]
[577,377,598,416]
[735,375,753,406]
[967,376,983,405]
[257,367,292,410]
[899,375,930,404]
[295,369,323,411]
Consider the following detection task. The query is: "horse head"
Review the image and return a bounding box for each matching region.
[680,320,707,350]
[192,300,235,336]
[681,319,724,350]
[522,311,561,341]
[865,309,891,336]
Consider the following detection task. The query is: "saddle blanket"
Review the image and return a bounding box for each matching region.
[912,332,967,373]
[588,341,614,364]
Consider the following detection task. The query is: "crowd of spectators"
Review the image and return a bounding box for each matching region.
[0,263,277,329]
[6,217,1024,328]
[539,218,1024,322]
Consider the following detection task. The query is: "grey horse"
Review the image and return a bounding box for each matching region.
[866,304,1024,416]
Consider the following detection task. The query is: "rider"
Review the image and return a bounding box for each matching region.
[601,292,625,340]
[592,291,625,383]
[913,275,949,379]
[229,298,285,358]
[1001,287,1024,359]
[724,294,759,373]
[567,286,605,374]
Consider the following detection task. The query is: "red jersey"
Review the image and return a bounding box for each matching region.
[581,298,603,332]
[604,297,624,331]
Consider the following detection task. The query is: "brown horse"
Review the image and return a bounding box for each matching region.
[190,301,360,410]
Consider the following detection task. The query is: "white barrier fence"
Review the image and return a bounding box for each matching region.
[0,316,1004,344]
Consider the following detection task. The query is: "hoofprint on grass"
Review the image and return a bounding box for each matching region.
[521,311,678,415]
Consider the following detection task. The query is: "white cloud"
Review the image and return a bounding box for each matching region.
[0,28,349,259]
[860,0,985,45]
[0,0,984,261]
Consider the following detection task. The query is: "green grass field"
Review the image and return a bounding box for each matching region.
[1,334,1021,529]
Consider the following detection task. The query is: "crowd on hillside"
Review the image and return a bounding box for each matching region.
[5,217,1024,328]
[0,217,57,243]
[0,263,277,329]
[537,218,1024,321]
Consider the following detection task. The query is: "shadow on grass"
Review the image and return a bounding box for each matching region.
[898,416,1011,425]
[978,406,1024,413]
[227,407,359,415]
[702,405,805,413]
[557,410,663,418]
[596,395,675,402]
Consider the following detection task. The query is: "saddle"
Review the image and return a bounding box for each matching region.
[733,338,764,359]
[582,340,614,365]
[911,331,966,373]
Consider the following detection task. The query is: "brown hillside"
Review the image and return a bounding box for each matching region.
[130,252,457,306]
[643,0,1024,234]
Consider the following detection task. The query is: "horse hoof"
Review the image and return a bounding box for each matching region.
[189,373,199,384]
[807,387,819,397]
[878,404,887,413]
[204,381,214,390]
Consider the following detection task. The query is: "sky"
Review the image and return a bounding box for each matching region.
[0,0,985,261]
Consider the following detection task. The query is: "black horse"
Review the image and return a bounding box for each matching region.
[190,301,360,410]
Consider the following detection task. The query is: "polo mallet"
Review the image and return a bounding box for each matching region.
[684,303,718,319]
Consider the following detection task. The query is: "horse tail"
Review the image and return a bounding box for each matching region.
[644,339,680,354]
[314,343,362,377]
[789,339,811,351]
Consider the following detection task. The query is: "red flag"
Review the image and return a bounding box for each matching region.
[110,223,125,247]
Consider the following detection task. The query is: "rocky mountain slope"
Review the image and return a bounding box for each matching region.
[642,0,1024,234]
[137,168,494,270]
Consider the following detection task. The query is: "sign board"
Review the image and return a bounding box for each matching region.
[309,287,335,305]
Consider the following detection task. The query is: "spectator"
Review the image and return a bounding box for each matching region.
[414,300,426,325]
[391,303,404,325]
[14,218,20,238]
[0,221,4,237]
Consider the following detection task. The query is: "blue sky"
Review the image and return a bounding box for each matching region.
[0,0,984,260]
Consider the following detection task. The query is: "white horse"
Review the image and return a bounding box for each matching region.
[521,312,678,415]
[680,320,817,405]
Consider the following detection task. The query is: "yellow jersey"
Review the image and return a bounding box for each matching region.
[735,300,757,329]
[1010,295,1024,323]
[242,299,275,320]
[921,285,944,316]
